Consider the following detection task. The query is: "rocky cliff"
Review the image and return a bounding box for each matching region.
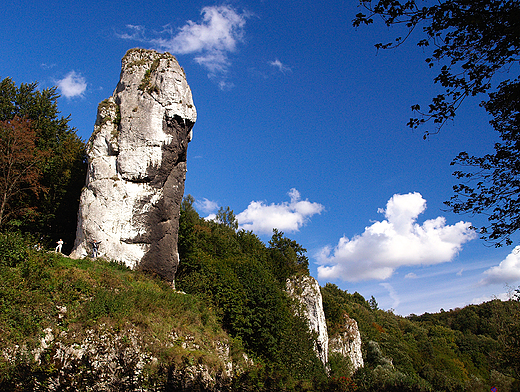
[329,314,364,371]
[70,49,196,283]
[286,275,329,366]
[286,276,364,372]
[4,323,236,391]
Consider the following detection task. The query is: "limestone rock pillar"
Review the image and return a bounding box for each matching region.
[328,314,364,372]
[286,275,329,366]
[70,48,196,283]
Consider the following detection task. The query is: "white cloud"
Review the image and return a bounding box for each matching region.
[41,63,56,70]
[195,198,219,214]
[380,282,400,309]
[317,192,476,282]
[118,24,146,40]
[57,71,87,98]
[118,6,248,88]
[269,59,291,73]
[161,6,246,53]
[153,5,248,78]
[480,246,520,285]
[205,213,217,222]
[404,272,417,279]
[236,188,324,234]
[471,292,510,304]
[217,80,235,91]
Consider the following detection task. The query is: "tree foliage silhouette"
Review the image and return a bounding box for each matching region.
[354,0,520,246]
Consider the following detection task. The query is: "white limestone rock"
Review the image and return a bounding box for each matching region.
[328,314,364,372]
[70,48,196,283]
[286,275,329,366]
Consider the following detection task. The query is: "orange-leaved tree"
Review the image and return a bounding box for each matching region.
[0,116,49,228]
[0,78,86,251]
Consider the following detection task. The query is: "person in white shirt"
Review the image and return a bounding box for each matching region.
[55,239,63,253]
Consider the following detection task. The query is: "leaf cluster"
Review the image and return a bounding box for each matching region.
[353,0,520,137]
[445,78,520,246]
[0,117,49,228]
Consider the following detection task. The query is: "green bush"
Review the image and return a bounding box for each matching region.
[0,232,28,267]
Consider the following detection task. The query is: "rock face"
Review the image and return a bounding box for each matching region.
[5,323,234,391]
[328,314,364,372]
[70,48,196,282]
[286,276,364,372]
[286,275,329,366]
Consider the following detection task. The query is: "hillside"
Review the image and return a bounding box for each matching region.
[0,232,238,391]
[322,283,520,391]
[1,200,519,391]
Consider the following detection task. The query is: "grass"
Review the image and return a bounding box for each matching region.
[0,235,235,388]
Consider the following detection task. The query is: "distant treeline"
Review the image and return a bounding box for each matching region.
[322,282,520,391]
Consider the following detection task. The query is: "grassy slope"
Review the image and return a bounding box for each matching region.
[2,229,519,392]
[0,236,236,389]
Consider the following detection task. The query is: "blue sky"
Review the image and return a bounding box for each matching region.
[2,0,519,315]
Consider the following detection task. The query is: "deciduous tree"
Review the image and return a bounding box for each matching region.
[0,117,47,227]
[216,206,238,230]
[446,80,520,246]
[354,0,519,135]
[268,229,309,282]
[0,78,86,248]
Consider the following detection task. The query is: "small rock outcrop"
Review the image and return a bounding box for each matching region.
[286,275,329,366]
[70,49,196,283]
[328,314,364,371]
[286,276,364,372]
[4,323,234,391]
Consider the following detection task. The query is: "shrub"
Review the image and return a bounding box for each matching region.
[0,232,28,267]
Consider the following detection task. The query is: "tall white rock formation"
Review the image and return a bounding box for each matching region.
[286,276,364,372]
[286,275,329,366]
[328,314,364,372]
[70,48,196,283]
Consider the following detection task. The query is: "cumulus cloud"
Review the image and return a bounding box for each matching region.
[195,198,219,214]
[236,188,324,234]
[405,273,417,279]
[480,246,520,285]
[57,71,87,98]
[269,59,291,74]
[317,192,476,282]
[118,6,248,87]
